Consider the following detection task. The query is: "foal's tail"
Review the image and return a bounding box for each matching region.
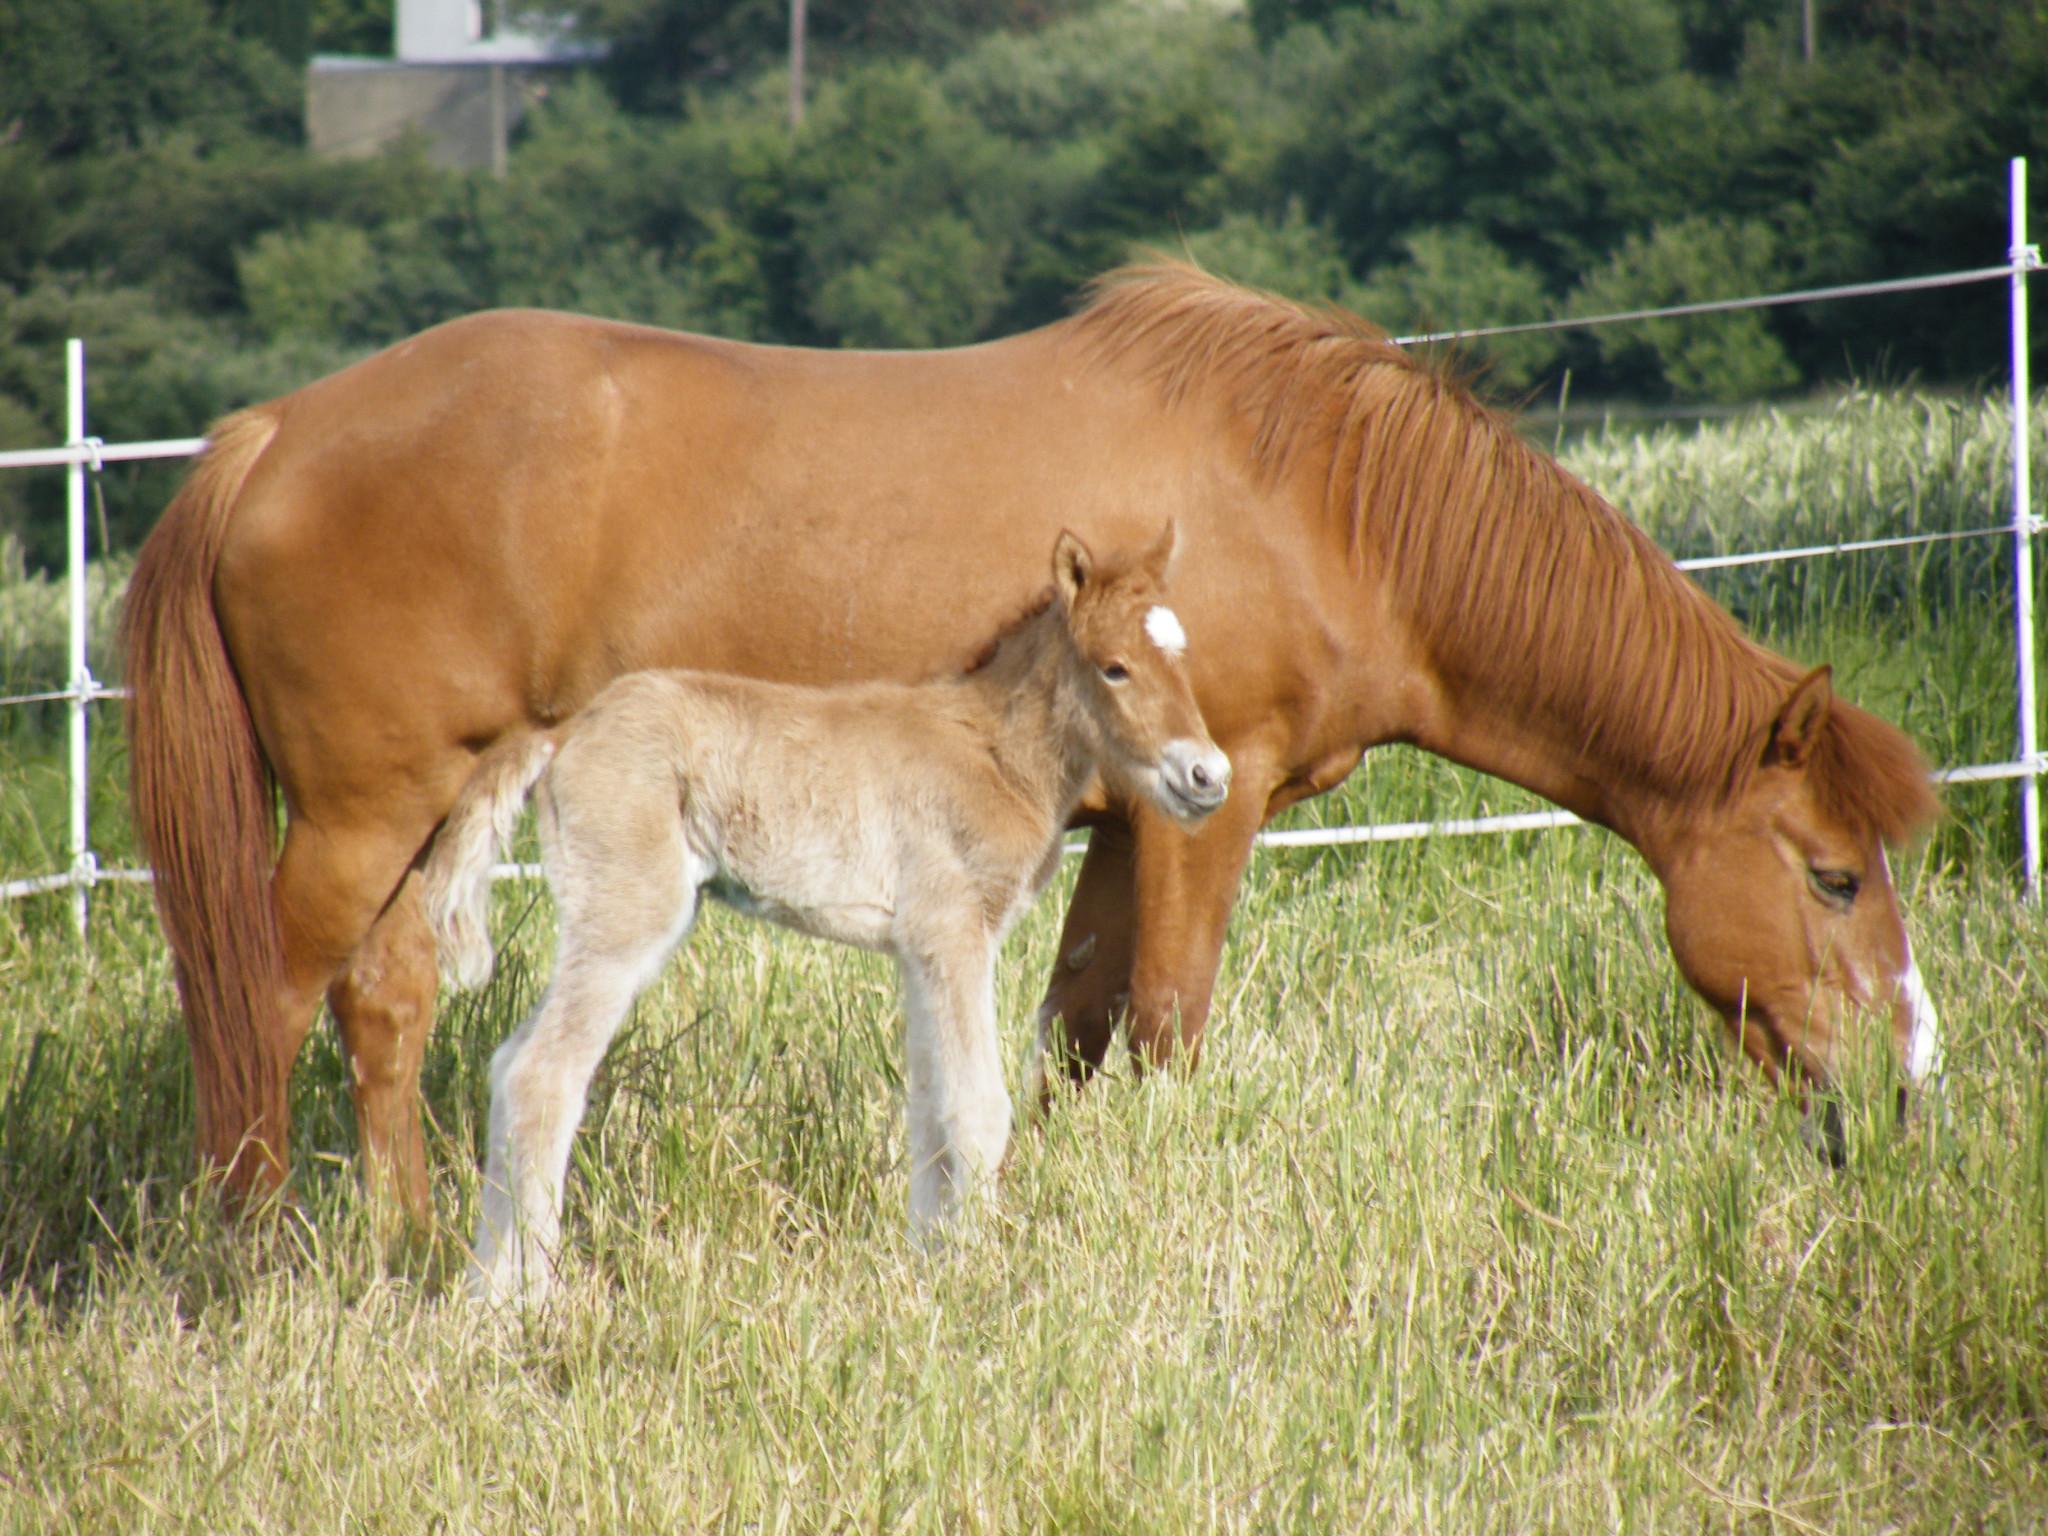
[422,732,557,989]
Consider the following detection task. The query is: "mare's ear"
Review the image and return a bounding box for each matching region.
[1142,519,1180,583]
[1053,530,1094,607]
[1764,666,1833,770]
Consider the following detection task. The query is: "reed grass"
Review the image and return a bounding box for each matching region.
[0,392,2043,1531]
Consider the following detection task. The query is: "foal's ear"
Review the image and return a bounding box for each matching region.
[1053,530,1095,606]
[1764,666,1833,770]
[1142,519,1181,583]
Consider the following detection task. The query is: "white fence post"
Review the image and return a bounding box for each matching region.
[64,339,94,935]
[2011,159,2042,902]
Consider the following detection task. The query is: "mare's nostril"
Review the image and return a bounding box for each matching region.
[1191,763,1211,788]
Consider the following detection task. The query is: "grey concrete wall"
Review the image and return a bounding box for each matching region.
[307,61,539,170]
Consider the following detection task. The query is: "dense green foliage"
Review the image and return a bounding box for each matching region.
[3,0,2047,570]
[2,394,2046,1529]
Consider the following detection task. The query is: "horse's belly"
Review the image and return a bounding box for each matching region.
[768,899,897,952]
[704,856,897,952]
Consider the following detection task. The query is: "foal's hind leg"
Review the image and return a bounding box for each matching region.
[325,872,440,1226]
[473,832,707,1304]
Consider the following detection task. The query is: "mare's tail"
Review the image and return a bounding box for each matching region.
[421,732,557,989]
[121,409,288,1189]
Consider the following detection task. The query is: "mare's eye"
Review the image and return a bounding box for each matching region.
[1809,867,1860,906]
[1100,662,1130,684]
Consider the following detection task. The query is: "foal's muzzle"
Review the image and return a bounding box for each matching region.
[1158,740,1232,820]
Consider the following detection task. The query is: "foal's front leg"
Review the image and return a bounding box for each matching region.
[896,926,1013,1236]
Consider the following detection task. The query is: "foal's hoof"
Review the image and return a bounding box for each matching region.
[906,1204,972,1254]
[906,1185,995,1254]
[465,1258,562,1310]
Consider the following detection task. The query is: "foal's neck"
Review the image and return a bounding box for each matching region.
[959,606,1100,828]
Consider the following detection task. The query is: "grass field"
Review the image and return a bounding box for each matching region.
[1,391,2045,1531]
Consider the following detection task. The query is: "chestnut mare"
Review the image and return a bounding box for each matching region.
[124,263,1941,1217]
[422,528,1228,1301]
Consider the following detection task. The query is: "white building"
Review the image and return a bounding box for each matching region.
[307,0,598,172]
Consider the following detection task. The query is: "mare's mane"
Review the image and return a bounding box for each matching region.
[1072,262,1937,843]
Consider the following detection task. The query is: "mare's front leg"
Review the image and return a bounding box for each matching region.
[1120,764,1275,1071]
[1036,767,1275,1091]
[897,923,1012,1236]
[326,871,440,1227]
[1035,820,1140,1102]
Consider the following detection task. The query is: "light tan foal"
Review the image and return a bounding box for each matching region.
[423,526,1230,1303]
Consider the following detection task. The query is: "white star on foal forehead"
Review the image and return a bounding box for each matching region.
[1144,605,1187,657]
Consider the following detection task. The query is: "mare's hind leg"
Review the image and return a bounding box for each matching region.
[325,871,440,1225]
[473,827,706,1304]
[264,815,440,1204]
[898,924,1013,1235]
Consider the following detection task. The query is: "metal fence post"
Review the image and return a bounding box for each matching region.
[2011,159,2042,902]
[64,339,95,935]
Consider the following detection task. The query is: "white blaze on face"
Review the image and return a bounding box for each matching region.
[1900,940,1944,1083]
[1145,605,1187,658]
[1881,851,1944,1083]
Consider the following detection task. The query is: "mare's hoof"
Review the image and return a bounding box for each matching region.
[1800,1097,1847,1169]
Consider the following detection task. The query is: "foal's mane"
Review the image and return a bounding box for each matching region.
[964,588,1057,676]
[1073,262,1937,842]
[964,542,1162,678]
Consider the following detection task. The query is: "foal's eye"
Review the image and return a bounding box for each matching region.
[1100,662,1130,684]
[1809,867,1861,906]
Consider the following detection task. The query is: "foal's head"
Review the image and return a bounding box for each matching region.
[1052,524,1231,823]
[1652,668,1942,1110]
